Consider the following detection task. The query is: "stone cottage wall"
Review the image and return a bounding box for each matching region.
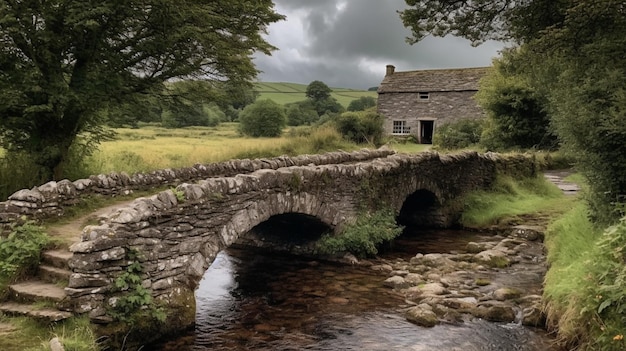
[379,91,484,136]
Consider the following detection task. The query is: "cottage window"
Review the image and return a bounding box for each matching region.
[392,120,410,135]
[418,92,430,101]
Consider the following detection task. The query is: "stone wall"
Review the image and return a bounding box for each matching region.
[379,91,484,136]
[63,150,538,332]
[0,149,394,228]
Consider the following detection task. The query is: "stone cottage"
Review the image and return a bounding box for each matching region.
[377,65,490,144]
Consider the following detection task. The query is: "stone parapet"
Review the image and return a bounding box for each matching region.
[0,149,394,227]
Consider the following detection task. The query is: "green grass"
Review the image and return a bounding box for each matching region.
[0,316,98,351]
[460,175,571,228]
[254,82,378,107]
[70,123,358,178]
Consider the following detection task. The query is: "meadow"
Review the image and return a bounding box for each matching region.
[254,82,378,106]
[69,123,430,182]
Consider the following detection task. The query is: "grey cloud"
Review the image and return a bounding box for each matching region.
[256,0,503,89]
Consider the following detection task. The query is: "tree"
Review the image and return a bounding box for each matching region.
[475,51,556,151]
[303,80,344,116]
[285,102,319,126]
[305,80,332,101]
[347,96,377,112]
[400,0,568,45]
[239,99,286,137]
[0,1,284,180]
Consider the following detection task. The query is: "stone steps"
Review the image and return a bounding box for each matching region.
[0,247,75,323]
[8,280,67,304]
[0,301,72,323]
[38,265,72,284]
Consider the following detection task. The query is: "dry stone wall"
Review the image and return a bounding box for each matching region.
[0,149,394,228]
[62,150,538,330]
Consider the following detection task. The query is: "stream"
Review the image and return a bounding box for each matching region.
[152,227,562,351]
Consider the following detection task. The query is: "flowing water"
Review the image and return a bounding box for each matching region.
[153,229,560,351]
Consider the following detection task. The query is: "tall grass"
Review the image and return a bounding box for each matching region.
[78,124,356,177]
[0,316,98,351]
[460,175,569,227]
[543,203,626,351]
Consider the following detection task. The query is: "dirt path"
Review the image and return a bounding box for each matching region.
[543,169,580,195]
[46,199,136,246]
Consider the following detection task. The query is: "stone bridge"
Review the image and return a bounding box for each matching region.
[0,149,537,339]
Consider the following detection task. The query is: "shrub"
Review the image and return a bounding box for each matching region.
[433,119,483,150]
[335,110,385,146]
[316,209,404,258]
[286,103,318,126]
[0,220,51,286]
[347,96,377,111]
[238,99,286,137]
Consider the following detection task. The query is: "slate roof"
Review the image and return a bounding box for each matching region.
[377,66,490,94]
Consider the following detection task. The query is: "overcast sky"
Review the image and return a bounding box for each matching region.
[253,0,504,89]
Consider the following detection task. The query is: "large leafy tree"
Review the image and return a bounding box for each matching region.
[400,0,568,45]
[0,0,283,179]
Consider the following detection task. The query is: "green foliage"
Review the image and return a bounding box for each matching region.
[0,0,284,180]
[347,96,377,112]
[432,119,483,150]
[0,221,50,285]
[475,53,556,151]
[238,99,287,137]
[285,102,319,126]
[399,0,567,45]
[544,204,626,351]
[305,80,332,101]
[109,249,166,324]
[334,110,385,146]
[317,209,404,258]
[460,175,566,227]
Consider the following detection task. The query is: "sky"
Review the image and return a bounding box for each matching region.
[253,0,505,90]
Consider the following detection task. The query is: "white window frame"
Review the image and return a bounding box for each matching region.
[418,92,430,101]
[392,120,411,135]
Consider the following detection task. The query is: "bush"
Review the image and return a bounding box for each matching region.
[286,103,318,126]
[0,221,51,286]
[433,119,483,150]
[347,96,377,111]
[316,209,404,258]
[335,110,385,146]
[238,99,286,137]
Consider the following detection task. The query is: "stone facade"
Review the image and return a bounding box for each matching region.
[377,66,490,143]
[61,150,537,334]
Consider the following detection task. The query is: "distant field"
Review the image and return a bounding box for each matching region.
[254,82,378,107]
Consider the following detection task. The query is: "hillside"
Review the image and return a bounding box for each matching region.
[254,82,378,107]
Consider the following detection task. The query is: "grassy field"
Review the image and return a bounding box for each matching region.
[254,82,378,107]
[77,123,430,177]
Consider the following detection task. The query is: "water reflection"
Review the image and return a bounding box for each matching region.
[154,230,559,351]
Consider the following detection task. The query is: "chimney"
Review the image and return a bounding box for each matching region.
[385,65,395,76]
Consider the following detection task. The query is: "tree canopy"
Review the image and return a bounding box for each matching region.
[0,0,284,179]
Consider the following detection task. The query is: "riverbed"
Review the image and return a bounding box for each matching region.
[152,226,561,351]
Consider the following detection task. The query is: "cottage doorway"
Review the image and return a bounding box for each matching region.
[419,120,434,144]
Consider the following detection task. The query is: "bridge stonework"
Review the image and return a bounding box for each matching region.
[58,150,536,334]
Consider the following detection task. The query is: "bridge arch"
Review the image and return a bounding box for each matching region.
[186,191,341,288]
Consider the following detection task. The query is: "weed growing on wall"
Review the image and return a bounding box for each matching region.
[0,220,50,288]
[317,209,403,258]
[109,249,166,324]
